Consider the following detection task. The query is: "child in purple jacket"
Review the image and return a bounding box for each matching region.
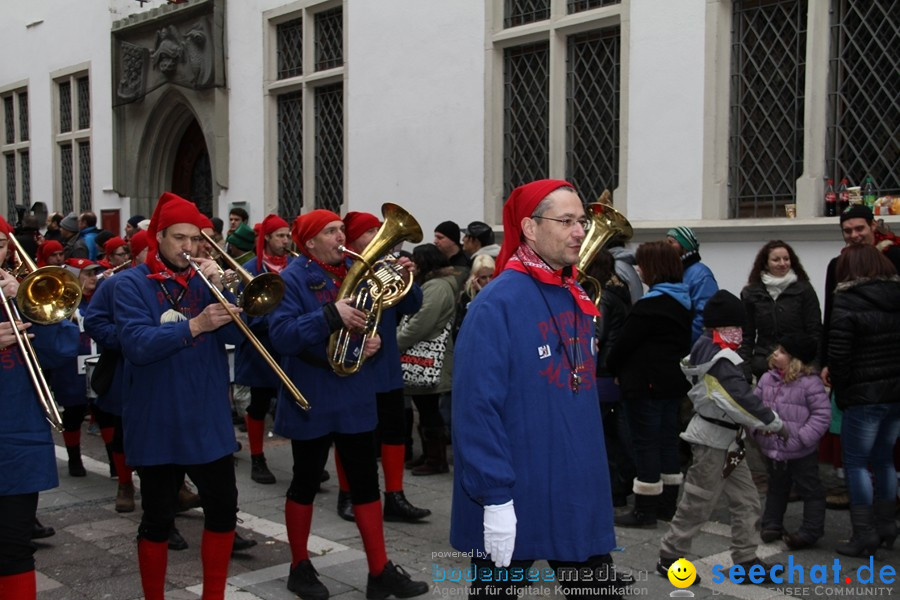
[753,333,831,549]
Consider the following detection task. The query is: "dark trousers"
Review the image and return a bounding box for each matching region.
[624,393,681,484]
[0,493,38,576]
[411,393,443,429]
[246,386,276,421]
[61,403,88,433]
[135,455,237,542]
[601,402,635,502]
[376,388,406,445]
[762,450,826,541]
[468,555,626,599]
[287,431,380,505]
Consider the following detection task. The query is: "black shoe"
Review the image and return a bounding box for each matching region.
[251,454,276,484]
[31,518,56,540]
[383,491,431,523]
[783,532,816,550]
[168,528,189,551]
[287,559,329,600]
[735,558,780,584]
[366,561,428,599]
[337,491,355,522]
[66,446,87,477]
[760,529,782,543]
[656,556,701,585]
[232,532,257,553]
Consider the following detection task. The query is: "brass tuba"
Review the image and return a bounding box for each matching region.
[327,203,423,376]
[576,201,633,307]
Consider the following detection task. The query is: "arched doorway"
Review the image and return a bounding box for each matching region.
[171,119,212,216]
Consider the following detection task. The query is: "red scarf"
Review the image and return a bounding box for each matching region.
[145,251,194,289]
[504,244,599,317]
[309,255,347,286]
[263,253,288,274]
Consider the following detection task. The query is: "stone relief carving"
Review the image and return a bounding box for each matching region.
[117,41,149,103]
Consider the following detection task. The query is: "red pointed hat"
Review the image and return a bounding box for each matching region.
[257,214,290,270]
[37,240,65,267]
[494,179,574,274]
[129,230,150,261]
[0,216,12,236]
[291,209,342,256]
[343,211,381,246]
[148,192,206,238]
[104,236,127,256]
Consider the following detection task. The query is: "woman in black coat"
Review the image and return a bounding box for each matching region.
[827,244,900,557]
[607,241,692,527]
[739,240,822,380]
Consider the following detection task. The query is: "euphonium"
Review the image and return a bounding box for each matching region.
[576,201,633,307]
[327,203,423,376]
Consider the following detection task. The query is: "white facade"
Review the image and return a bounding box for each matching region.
[1,0,896,301]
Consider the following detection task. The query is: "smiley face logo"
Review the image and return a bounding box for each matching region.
[667,558,697,588]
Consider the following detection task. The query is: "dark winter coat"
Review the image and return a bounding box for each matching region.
[827,276,900,410]
[740,279,822,378]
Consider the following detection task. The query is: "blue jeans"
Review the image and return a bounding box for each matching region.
[840,403,900,506]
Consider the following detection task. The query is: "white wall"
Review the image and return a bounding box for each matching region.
[346,0,485,239]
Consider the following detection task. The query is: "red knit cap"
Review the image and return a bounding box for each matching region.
[37,240,65,267]
[257,214,290,271]
[494,179,574,274]
[104,236,127,256]
[129,230,150,262]
[149,192,206,236]
[291,209,342,256]
[198,215,214,230]
[343,211,381,246]
[0,216,12,236]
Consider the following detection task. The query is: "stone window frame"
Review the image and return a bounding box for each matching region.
[263,0,346,218]
[52,64,93,215]
[0,82,31,223]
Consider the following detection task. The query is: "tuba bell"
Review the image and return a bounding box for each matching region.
[327,203,423,376]
[576,200,633,307]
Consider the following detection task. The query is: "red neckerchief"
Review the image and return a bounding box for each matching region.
[145,251,194,289]
[307,254,348,286]
[712,330,741,350]
[504,244,600,317]
[263,253,288,274]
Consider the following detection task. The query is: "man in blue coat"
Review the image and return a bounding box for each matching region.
[114,192,243,600]
[451,180,627,598]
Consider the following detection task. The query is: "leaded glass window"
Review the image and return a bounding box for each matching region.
[59,81,72,133]
[315,7,343,71]
[3,97,12,145]
[1,88,30,223]
[729,0,807,218]
[826,0,899,195]
[504,42,550,196]
[277,91,303,217]
[314,83,343,213]
[77,76,90,130]
[56,72,91,214]
[504,0,550,28]
[17,92,28,142]
[61,144,73,215]
[20,150,29,205]
[277,17,303,79]
[78,142,91,210]
[568,0,620,14]
[566,26,620,204]
[5,154,15,222]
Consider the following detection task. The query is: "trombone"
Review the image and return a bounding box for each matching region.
[200,231,285,317]
[3,235,82,431]
[184,252,310,410]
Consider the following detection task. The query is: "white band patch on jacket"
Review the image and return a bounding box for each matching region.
[538,344,551,359]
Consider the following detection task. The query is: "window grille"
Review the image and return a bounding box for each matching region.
[277,91,303,218]
[61,144,73,215]
[566,26,620,203]
[78,141,91,210]
[567,0,620,14]
[504,0,550,28]
[503,42,550,196]
[315,7,343,71]
[729,0,807,218]
[17,93,28,142]
[59,81,72,133]
[20,150,29,206]
[5,154,15,222]
[826,0,899,195]
[3,97,12,145]
[277,17,303,79]
[2,88,30,223]
[314,83,343,213]
[77,77,91,130]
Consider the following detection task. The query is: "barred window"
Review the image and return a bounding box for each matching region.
[504,42,550,195]
[729,0,807,218]
[567,0,620,14]
[826,0,899,195]
[268,2,345,217]
[504,0,550,28]
[1,87,30,223]
[55,71,92,213]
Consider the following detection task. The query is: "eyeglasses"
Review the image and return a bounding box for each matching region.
[530,215,592,232]
[113,250,130,257]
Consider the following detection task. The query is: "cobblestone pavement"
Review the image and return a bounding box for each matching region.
[34,424,896,599]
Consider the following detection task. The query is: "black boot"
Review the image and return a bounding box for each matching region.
[873,498,898,549]
[405,426,427,469]
[836,505,880,557]
[105,444,118,479]
[288,559,329,600]
[366,561,428,599]
[615,493,658,528]
[250,454,276,484]
[658,484,680,522]
[66,445,86,477]
[232,533,257,553]
[31,518,56,540]
[411,427,448,476]
[383,491,431,522]
[337,491,355,522]
[168,527,188,551]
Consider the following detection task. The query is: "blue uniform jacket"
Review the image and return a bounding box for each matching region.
[269,256,377,440]
[1,317,79,495]
[371,283,423,393]
[83,276,125,415]
[450,269,616,562]
[114,265,242,466]
[47,295,94,407]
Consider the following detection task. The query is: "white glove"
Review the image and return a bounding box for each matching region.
[483,500,516,568]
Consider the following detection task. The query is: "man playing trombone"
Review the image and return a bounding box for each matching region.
[0,216,79,600]
[113,193,243,600]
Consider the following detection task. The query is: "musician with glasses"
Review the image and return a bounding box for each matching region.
[269,209,428,600]
[113,192,242,600]
[0,216,79,599]
[451,180,628,598]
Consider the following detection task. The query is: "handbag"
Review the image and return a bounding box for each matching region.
[400,320,451,388]
[90,347,121,397]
